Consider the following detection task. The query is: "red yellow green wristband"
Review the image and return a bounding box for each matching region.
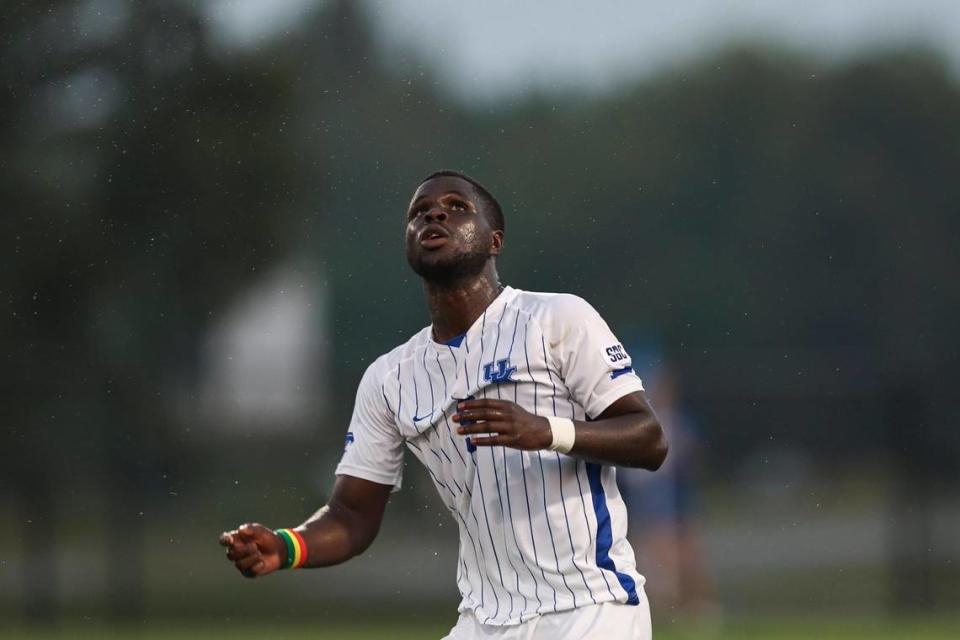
[275,528,307,569]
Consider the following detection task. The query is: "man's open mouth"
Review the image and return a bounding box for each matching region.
[419,225,450,249]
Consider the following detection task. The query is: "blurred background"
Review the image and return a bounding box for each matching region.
[2,1,958,638]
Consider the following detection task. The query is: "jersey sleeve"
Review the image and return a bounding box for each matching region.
[546,294,645,419]
[334,357,405,491]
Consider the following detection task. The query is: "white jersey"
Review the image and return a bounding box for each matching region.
[335,286,646,626]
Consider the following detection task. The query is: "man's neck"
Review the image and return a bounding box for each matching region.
[424,265,503,343]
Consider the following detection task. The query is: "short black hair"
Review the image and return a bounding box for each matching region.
[418,170,505,233]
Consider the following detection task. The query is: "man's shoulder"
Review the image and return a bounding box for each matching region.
[510,288,596,322]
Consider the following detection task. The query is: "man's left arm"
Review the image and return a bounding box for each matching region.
[453,391,667,469]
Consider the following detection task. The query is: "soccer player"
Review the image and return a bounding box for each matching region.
[219,171,669,639]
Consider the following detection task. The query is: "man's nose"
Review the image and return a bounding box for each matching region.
[424,207,448,223]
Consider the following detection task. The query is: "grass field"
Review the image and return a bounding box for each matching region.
[5,616,959,640]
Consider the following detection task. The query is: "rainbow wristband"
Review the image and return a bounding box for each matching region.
[275,528,307,569]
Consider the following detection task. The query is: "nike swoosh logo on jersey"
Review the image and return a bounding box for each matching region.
[412,413,433,422]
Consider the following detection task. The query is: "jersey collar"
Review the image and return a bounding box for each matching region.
[428,285,518,350]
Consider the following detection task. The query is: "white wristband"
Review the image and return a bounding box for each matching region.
[546,417,576,454]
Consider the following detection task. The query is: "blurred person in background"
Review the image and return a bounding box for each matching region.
[619,360,718,626]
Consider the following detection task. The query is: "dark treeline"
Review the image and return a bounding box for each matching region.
[2,0,957,619]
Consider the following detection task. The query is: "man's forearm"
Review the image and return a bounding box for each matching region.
[567,411,667,470]
[294,502,379,568]
[455,392,668,469]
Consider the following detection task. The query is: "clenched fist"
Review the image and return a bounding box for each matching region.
[219,522,285,579]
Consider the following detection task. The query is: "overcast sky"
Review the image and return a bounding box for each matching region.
[207,0,960,98]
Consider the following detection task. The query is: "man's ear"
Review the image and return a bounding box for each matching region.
[490,230,504,256]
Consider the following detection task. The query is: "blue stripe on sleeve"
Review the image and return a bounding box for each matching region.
[610,365,633,379]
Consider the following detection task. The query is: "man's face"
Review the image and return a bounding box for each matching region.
[404,176,502,285]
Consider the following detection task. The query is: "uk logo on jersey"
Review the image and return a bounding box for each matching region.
[482,358,517,384]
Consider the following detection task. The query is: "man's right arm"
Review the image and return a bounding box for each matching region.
[219,474,393,578]
[221,357,401,578]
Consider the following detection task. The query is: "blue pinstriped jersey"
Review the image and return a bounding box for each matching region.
[335,286,646,626]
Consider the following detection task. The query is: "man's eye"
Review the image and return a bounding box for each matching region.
[449,200,467,211]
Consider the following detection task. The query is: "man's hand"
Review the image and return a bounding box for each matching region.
[219,522,285,579]
[453,398,553,450]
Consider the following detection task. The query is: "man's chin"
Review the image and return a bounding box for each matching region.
[409,252,489,287]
